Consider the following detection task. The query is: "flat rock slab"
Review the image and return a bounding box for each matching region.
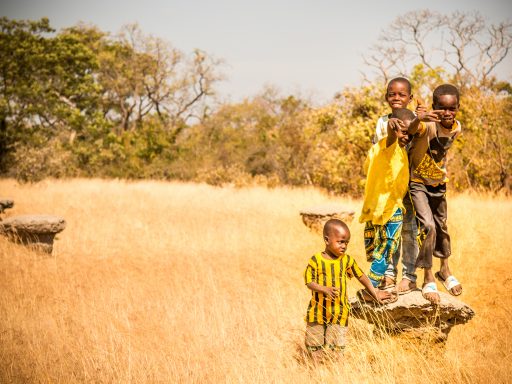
[0,215,66,254]
[300,204,355,232]
[349,289,475,342]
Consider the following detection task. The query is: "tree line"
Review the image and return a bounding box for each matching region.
[1,12,511,195]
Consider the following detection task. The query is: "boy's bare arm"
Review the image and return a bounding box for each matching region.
[307,282,339,300]
[409,109,443,136]
[407,116,421,135]
[386,119,400,147]
[357,274,384,304]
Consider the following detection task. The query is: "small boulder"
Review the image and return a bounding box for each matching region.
[349,289,475,342]
[0,215,66,254]
[300,204,355,232]
[0,200,14,214]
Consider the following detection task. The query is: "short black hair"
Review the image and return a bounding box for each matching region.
[433,84,460,104]
[323,219,350,238]
[391,108,415,122]
[387,77,412,94]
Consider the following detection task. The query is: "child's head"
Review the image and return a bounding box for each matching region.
[432,84,460,129]
[391,108,415,147]
[323,219,350,258]
[385,77,413,110]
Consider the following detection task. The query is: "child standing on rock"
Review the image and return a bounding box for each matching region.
[407,84,464,304]
[373,77,425,295]
[359,107,438,303]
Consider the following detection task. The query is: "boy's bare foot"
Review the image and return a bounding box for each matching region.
[396,278,417,295]
[379,276,396,289]
[421,282,440,304]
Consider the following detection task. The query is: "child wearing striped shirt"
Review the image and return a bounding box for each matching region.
[304,219,380,363]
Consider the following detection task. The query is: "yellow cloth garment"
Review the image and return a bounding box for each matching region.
[359,139,409,226]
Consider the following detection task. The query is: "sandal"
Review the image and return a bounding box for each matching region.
[379,276,396,290]
[435,271,462,296]
[396,278,417,295]
[422,282,440,304]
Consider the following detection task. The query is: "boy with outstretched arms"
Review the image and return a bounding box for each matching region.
[374,77,425,294]
[359,108,438,303]
[304,219,381,363]
[407,84,463,304]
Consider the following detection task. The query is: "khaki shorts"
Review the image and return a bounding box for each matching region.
[305,322,347,351]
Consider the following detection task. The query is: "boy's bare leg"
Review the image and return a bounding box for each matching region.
[324,326,346,363]
[396,278,417,293]
[305,324,326,366]
[438,258,462,295]
[422,268,440,304]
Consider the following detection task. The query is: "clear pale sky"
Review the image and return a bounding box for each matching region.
[3,0,512,103]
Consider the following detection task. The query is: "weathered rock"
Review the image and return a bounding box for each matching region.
[0,200,14,214]
[0,215,66,254]
[349,289,475,343]
[300,204,355,232]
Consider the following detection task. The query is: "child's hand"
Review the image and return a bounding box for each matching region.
[416,105,428,118]
[387,117,404,132]
[415,96,435,122]
[417,110,441,123]
[415,96,427,112]
[322,286,340,300]
[375,298,386,306]
[416,104,428,114]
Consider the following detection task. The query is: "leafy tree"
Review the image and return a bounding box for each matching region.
[178,86,385,194]
[85,23,222,135]
[0,17,104,174]
[0,18,223,180]
[452,87,512,191]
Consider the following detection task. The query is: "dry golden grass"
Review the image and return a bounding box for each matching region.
[0,178,511,383]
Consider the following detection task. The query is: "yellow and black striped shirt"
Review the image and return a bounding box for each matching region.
[304,252,363,326]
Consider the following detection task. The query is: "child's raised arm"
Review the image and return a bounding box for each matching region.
[386,118,402,147]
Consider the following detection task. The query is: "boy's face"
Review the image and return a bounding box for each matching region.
[385,80,412,109]
[433,94,459,129]
[324,226,350,258]
[396,118,412,147]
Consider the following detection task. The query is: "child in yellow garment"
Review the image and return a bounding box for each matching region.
[304,219,381,364]
[358,108,436,303]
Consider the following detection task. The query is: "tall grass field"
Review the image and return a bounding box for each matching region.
[0,179,511,383]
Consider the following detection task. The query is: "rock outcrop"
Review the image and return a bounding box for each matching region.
[349,289,475,342]
[300,204,355,232]
[0,215,66,254]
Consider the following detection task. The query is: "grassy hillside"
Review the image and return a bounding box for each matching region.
[0,179,510,383]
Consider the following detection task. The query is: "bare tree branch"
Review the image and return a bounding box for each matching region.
[363,10,511,88]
